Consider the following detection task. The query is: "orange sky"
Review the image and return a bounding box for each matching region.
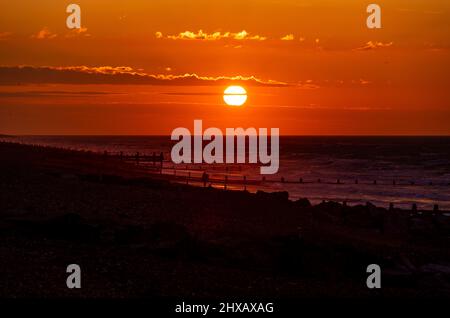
[0,0,449,135]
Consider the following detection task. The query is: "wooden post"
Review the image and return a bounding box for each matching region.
[187,172,191,185]
[299,178,303,184]
[373,180,377,185]
[355,179,358,184]
[119,151,123,160]
[433,204,439,212]
[224,175,228,190]
[135,152,140,165]
[243,176,247,191]
[412,203,417,212]
[389,203,394,211]
[281,177,285,183]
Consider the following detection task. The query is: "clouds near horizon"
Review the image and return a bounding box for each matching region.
[355,41,394,51]
[31,27,57,40]
[155,30,267,41]
[0,65,288,87]
[280,34,294,41]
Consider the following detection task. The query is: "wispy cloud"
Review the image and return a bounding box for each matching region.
[359,79,372,85]
[355,41,394,51]
[30,27,90,40]
[0,65,288,87]
[0,91,117,98]
[65,27,90,38]
[156,30,267,41]
[296,81,320,90]
[295,79,373,89]
[31,27,57,40]
[280,34,294,41]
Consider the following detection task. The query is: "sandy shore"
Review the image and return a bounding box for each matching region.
[0,141,449,299]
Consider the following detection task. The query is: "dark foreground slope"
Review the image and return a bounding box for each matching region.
[0,142,449,299]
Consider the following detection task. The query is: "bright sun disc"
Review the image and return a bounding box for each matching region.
[223,85,247,106]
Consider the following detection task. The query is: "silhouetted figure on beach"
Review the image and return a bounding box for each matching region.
[135,152,140,165]
[202,171,209,187]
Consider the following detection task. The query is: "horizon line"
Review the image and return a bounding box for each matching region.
[3,134,450,138]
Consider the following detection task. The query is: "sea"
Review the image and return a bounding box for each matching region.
[3,135,450,210]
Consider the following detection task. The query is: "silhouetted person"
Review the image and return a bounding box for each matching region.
[135,152,140,165]
[341,201,348,225]
[202,171,209,187]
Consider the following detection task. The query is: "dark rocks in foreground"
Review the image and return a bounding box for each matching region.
[0,141,449,298]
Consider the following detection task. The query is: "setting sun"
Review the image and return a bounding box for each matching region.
[223,86,247,106]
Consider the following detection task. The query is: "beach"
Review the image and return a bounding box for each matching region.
[0,141,449,299]
[4,135,450,210]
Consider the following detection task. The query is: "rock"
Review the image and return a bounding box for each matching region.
[294,198,311,208]
[44,213,100,242]
[317,200,342,210]
[256,190,289,202]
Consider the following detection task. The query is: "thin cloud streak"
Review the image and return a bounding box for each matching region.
[355,41,394,51]
[0,65,288,87]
